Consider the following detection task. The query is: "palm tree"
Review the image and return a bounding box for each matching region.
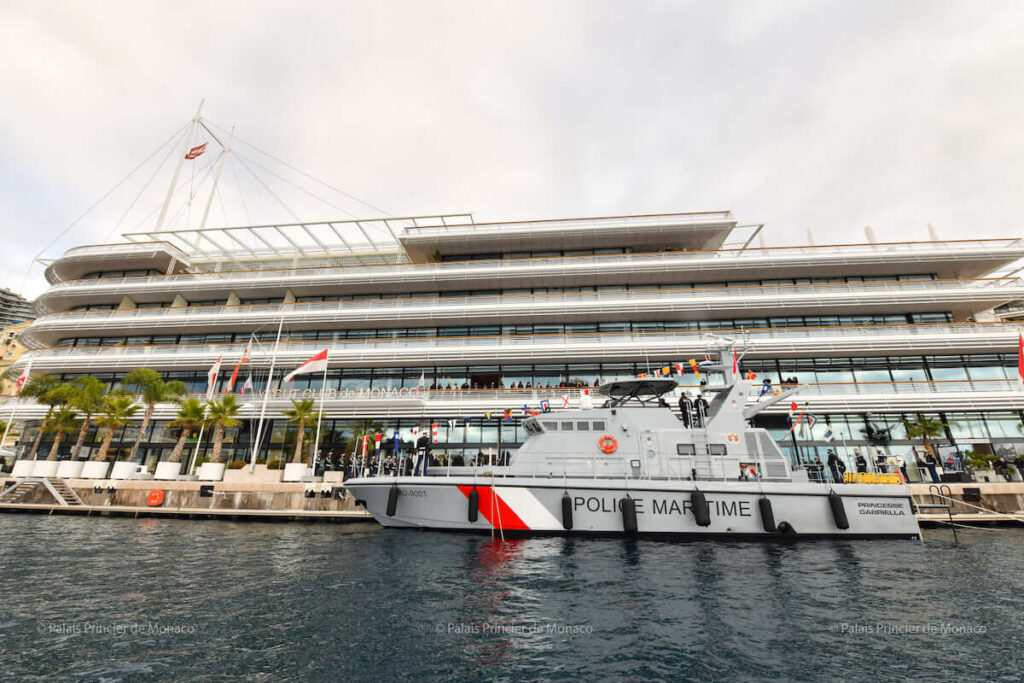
[66,376,108,460]
[21,375,70,459]
[94,395,140,462]
[283,398,317,464]
[204,395,242,464]
[167,398,205,464]
[903,414,948,457]
[124,368,187,462]
[41,406,81,460]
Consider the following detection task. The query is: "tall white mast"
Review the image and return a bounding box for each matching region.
[155,99,204,231]
[199,126,233,230]
[249,316,284,472]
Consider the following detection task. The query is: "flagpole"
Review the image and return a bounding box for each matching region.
[1,400,18,458]
[156,99,203,231]
[249,316,283,472]
[188,405,208,476]
[311,351,329,471]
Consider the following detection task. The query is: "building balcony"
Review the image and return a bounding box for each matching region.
[15,321,1024,372]
[20,278,1024,348]
[34,238,1024,313]
[43,241,194,284]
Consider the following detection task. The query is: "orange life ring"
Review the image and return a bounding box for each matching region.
[598,435,618,454]
[147,489,165,507]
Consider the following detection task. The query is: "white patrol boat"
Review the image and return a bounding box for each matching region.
[345,347,921,540]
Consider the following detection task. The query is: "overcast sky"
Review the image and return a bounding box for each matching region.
[2,0,1023,298]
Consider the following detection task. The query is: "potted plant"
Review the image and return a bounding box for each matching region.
[60,376,106,478]
[124,368,187,464]
[83,394,139,479]
[198,395,241,481]
[35,405,81,477]
[156,397,205,480]
[282,398,316,482]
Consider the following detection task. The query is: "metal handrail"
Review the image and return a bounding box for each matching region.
[30,277,1024,326]
[41,238,1024,292]
[23,320,1024,359]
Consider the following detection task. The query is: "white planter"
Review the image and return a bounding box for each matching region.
[198,462,226,481]
[283,462,310,482]
[110,461,139,479]
[32,461,60,478]
[57,460,85,478]
[80,461,111,479]
[154,461,183,480]
[11,460,35,478]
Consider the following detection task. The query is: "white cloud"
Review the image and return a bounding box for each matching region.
[2,0,1023,298]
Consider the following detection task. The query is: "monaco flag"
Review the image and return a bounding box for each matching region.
[206,356,222,400]
[228,341,252,391]
[284,349,329,382]
[185,143,207,159]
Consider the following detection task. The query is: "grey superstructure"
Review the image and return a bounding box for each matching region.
[346,346,922,539]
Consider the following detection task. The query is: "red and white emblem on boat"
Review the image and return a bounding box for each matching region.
[727,433,740,442]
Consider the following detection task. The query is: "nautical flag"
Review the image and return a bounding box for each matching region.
[789,401,799,416]
[485,412,492,421]
[759,382,772,397]
[240,374,253,396]
[699,355,714,368]
[661,366,671,376]
[227,341,252,391]
[412,426,419,439]
[284,349,328,382]
[522,404,539,416]
[732,348,739,375]
[788,411,805,432]
[447,419,456,432]
[561,394,570,408]
[540,399,550,413]
[185,143,207,159]
[463,416,471,426]
[806,414,818,430]
[206,356,222,400]
[689,359,701,379]
[637,372,648,379]
[361,435,369,458]
[431,423,438,444]
[673,362,685,376]
[580,388,593,410]
[823,427,835,442]
[374,433,382,451]
[1018,333,1024,390]
[14,360,31,394]
[415,371,426,391]
[503,409,512,422]
[745,370,757,380]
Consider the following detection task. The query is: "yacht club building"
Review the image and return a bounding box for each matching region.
[7,210,1024,476]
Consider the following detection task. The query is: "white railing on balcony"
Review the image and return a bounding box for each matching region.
[27,278,1024,333]
[23,321,1024,364]
[41,238,1024,294]
[399,211,735,236]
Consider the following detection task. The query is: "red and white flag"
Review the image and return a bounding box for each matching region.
[1018,333,1024,390]
[284,349,328,382]
[374,433,382,451]
[673,362,685,376]
[431,423,438,444]
[15,360,31,394]
[206,356,222,400]
[361,435,369,458]
[560,394,570,408]
[732,348,739,376]
[239,375,254,396]
[228,341,252,391]
[185,143,207,160]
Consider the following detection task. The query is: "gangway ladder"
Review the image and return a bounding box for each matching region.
[916,485,958,541]
[691,404,714,481]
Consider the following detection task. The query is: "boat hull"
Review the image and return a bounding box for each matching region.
[344,476,921,539]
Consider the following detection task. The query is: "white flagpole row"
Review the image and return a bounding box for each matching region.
[249,316,284,472]
[310,351,330,471]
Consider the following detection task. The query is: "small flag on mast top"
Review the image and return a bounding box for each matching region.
[185,143,207,159]
[206,356,222,400]
[284,349,329,382]
[374,433,382,451]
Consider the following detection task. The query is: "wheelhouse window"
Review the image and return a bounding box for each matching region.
[676,444,696,456]
[576,421,589,431]
[708,444,727,456]
[542,421,558,431]
[591,421,606,431]
[560,422,574,431]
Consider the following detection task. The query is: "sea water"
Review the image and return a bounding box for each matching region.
[1,516,1020,681]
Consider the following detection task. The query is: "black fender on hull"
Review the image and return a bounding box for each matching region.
[828,491,850,530]
[758,496,776,533]
[561,492,574,530]
[690,491,711,527]
[620,496,638,535]
[386,484,399,517]
[468,486,479,522]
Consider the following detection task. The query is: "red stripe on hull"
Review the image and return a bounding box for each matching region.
[456,485,530,531]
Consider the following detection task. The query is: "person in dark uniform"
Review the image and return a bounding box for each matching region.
[923,451,941,483]
[678,392,693,427]
[1015,454,1024,481]
[854,450,868,474]
[693,394,710,428]
[826,449,843,483]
